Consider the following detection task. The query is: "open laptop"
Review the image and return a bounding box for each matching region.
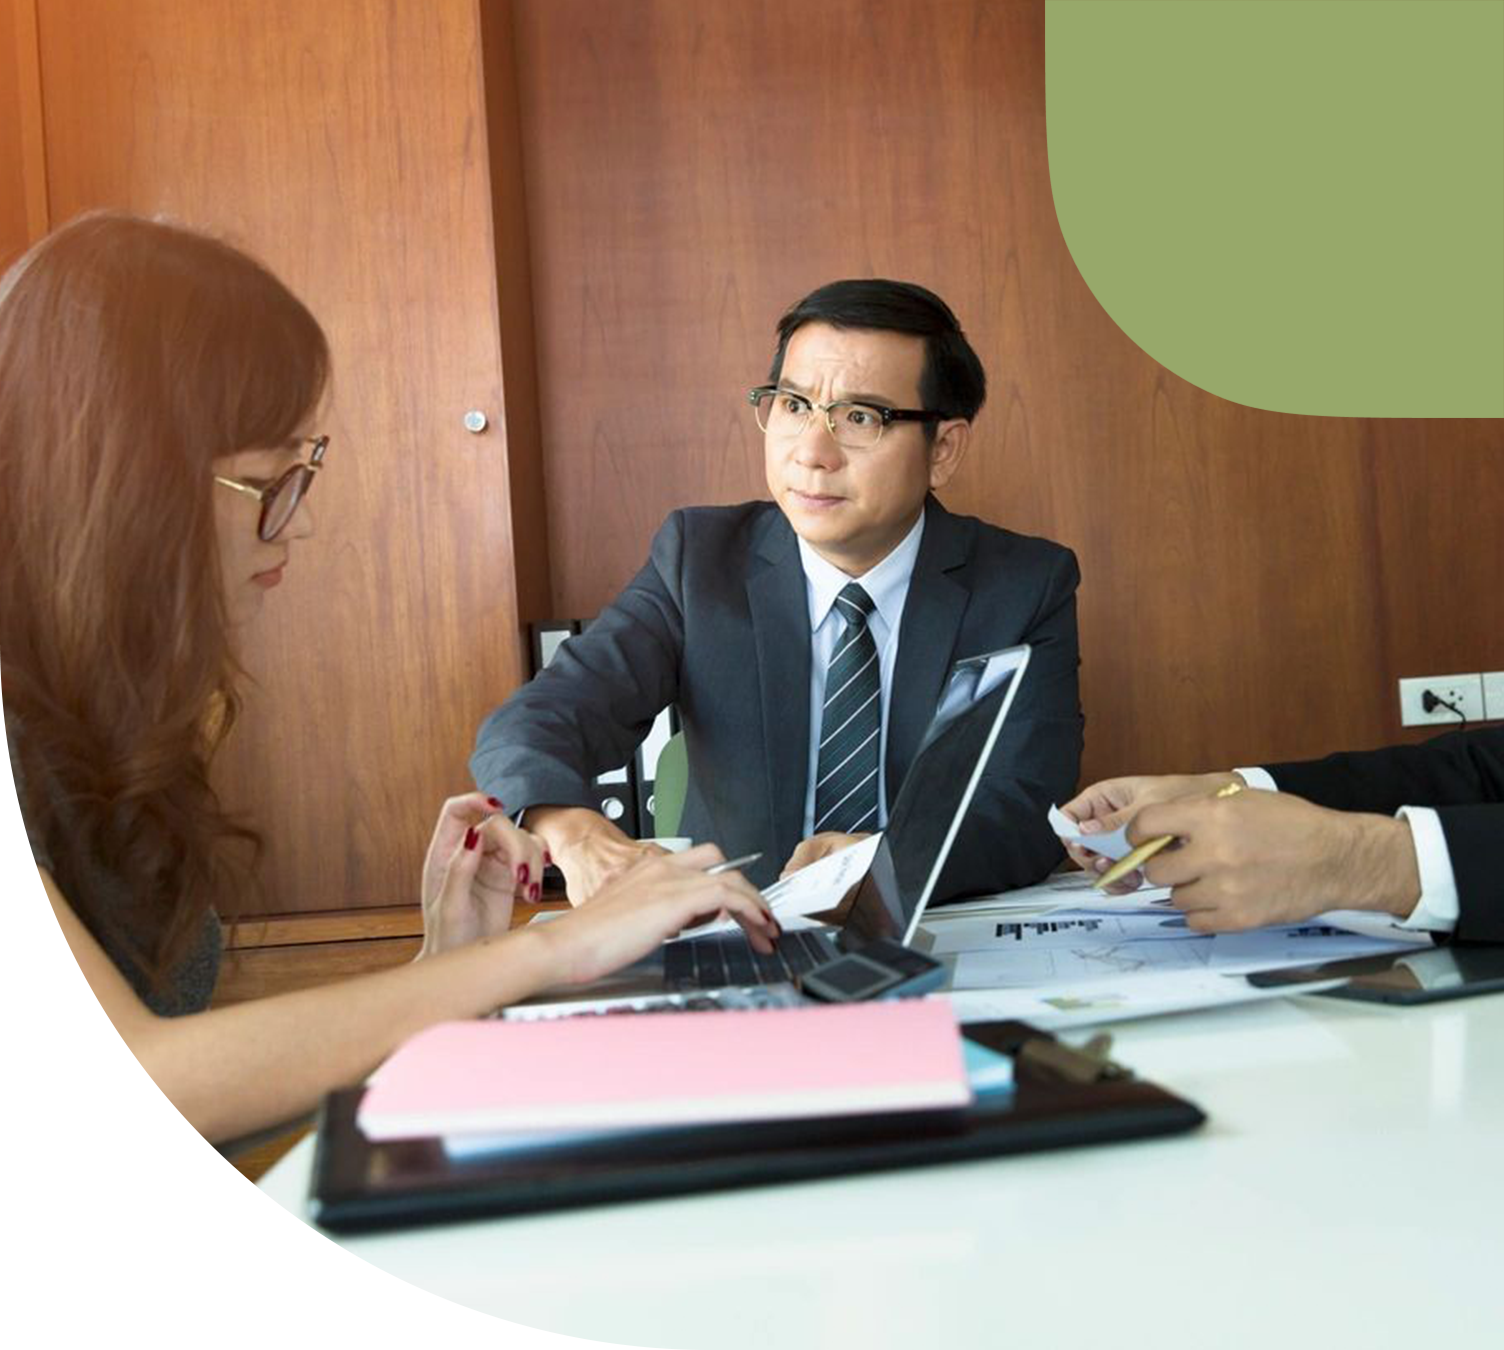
[506,643,1032,1017]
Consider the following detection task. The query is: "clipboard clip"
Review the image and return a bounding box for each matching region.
[1016,1032,1134,1085]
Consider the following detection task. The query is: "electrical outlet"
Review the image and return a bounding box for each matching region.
[1398,674,1485,727]
[1483,671,1504,721]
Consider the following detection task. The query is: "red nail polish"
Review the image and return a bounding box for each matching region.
[487,796,504,809]
[517,862,530,885]
[529,882,540,903]
[464,826,479,851]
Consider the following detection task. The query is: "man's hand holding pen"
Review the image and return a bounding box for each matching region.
[1062,774,1423,932]
[1062,772,1245,889]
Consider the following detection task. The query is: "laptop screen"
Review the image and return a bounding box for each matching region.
[840,644,1031,948]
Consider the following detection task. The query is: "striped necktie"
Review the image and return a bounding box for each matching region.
[813,582,882,835]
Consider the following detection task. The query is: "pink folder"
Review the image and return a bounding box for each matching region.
[357,1000,970,1141]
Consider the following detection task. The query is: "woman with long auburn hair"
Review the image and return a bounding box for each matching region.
[0,212,777,1145]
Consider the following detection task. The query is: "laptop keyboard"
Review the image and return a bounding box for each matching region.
[502,982,804,1021]
[664,929,838,991]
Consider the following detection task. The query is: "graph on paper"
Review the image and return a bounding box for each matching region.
[947,912,1425,991]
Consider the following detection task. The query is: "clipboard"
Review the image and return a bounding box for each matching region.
[309,1022,1205,1233]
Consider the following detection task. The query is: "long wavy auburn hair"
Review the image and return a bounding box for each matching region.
[0,212,329,988]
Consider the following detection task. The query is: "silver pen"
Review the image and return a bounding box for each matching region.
[705,851,763,876]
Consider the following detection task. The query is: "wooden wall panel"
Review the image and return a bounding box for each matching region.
[478,0,551,625]
[0,0,47,267]
[35,0,533,912]
[512,0,1504,786]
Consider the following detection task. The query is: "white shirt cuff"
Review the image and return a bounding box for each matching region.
[1393,807,1460,932]
[1234,766,1278,792]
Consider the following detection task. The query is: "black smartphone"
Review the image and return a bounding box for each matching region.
[799,937,947,1003]
[1246,944,1504,1005]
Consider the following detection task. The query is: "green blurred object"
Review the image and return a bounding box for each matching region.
[653,731,689,839]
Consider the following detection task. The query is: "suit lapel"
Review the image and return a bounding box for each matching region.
[886,497,971,807]
[746,511,811,868]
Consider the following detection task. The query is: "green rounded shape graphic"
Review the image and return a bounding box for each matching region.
[1047,0,1504,417]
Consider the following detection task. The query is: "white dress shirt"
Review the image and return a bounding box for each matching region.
[1235,766,1459,932]
[798,513,926,838]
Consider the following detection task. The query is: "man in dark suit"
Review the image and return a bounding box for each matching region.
[473,280,1082,902]
[1061,727,1504,940]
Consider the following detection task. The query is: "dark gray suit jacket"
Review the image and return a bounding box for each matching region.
[472,496,1083,897]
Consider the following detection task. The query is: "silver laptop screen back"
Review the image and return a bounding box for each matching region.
[841,644,1031,946]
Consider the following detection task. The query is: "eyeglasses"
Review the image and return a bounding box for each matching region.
[747,385,940,450]
[213,435,329,541]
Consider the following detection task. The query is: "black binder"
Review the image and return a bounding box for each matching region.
[309,1021,1205,1233]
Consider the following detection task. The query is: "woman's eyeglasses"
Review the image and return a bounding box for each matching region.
[214,435,329,541]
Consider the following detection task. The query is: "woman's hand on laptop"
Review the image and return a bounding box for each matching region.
[418,793,547,957]
[531,845,780,986]
[779,831,872,879]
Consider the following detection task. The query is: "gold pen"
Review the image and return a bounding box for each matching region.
[1094,781,1244,889]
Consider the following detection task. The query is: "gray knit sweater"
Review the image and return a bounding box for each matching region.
[6,714,221,1016]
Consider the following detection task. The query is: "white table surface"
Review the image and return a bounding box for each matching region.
[260,992,1503,1347]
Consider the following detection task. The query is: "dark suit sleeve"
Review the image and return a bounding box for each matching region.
[937,547,1083,900]
[1265,728,1504,941]
[470,514,688,812]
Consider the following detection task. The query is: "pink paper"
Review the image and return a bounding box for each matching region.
[359,1000,968,1140]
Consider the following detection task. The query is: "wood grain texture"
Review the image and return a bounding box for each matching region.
[212,936,423,1005]
[477,0,552,626]
[0,0,47,267]
[35,0,533,913]
[212,899,563,1002]
[226,1125,309,1183]
[0,2,27,265]
[221,894,564,949]
[511,0,1504,785]
[224,905,425,951]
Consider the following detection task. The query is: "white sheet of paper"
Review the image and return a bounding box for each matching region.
[923,869,1121,919]
[919,870,1176,929]
[1311,908,1434,942]
[944,971,1345,1030]
[946,912,1429,991]
[1082,895,1433,941]
[931,871,1432,947]
[922,903,1065,934]
[1205,923,1430,969]
[1063,888,1176,913]
[1048,803,1135,861]
[951,932,1212,989]
[668,832,884,941]
[443,1124,644,1160]
[922,910,1190,955]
